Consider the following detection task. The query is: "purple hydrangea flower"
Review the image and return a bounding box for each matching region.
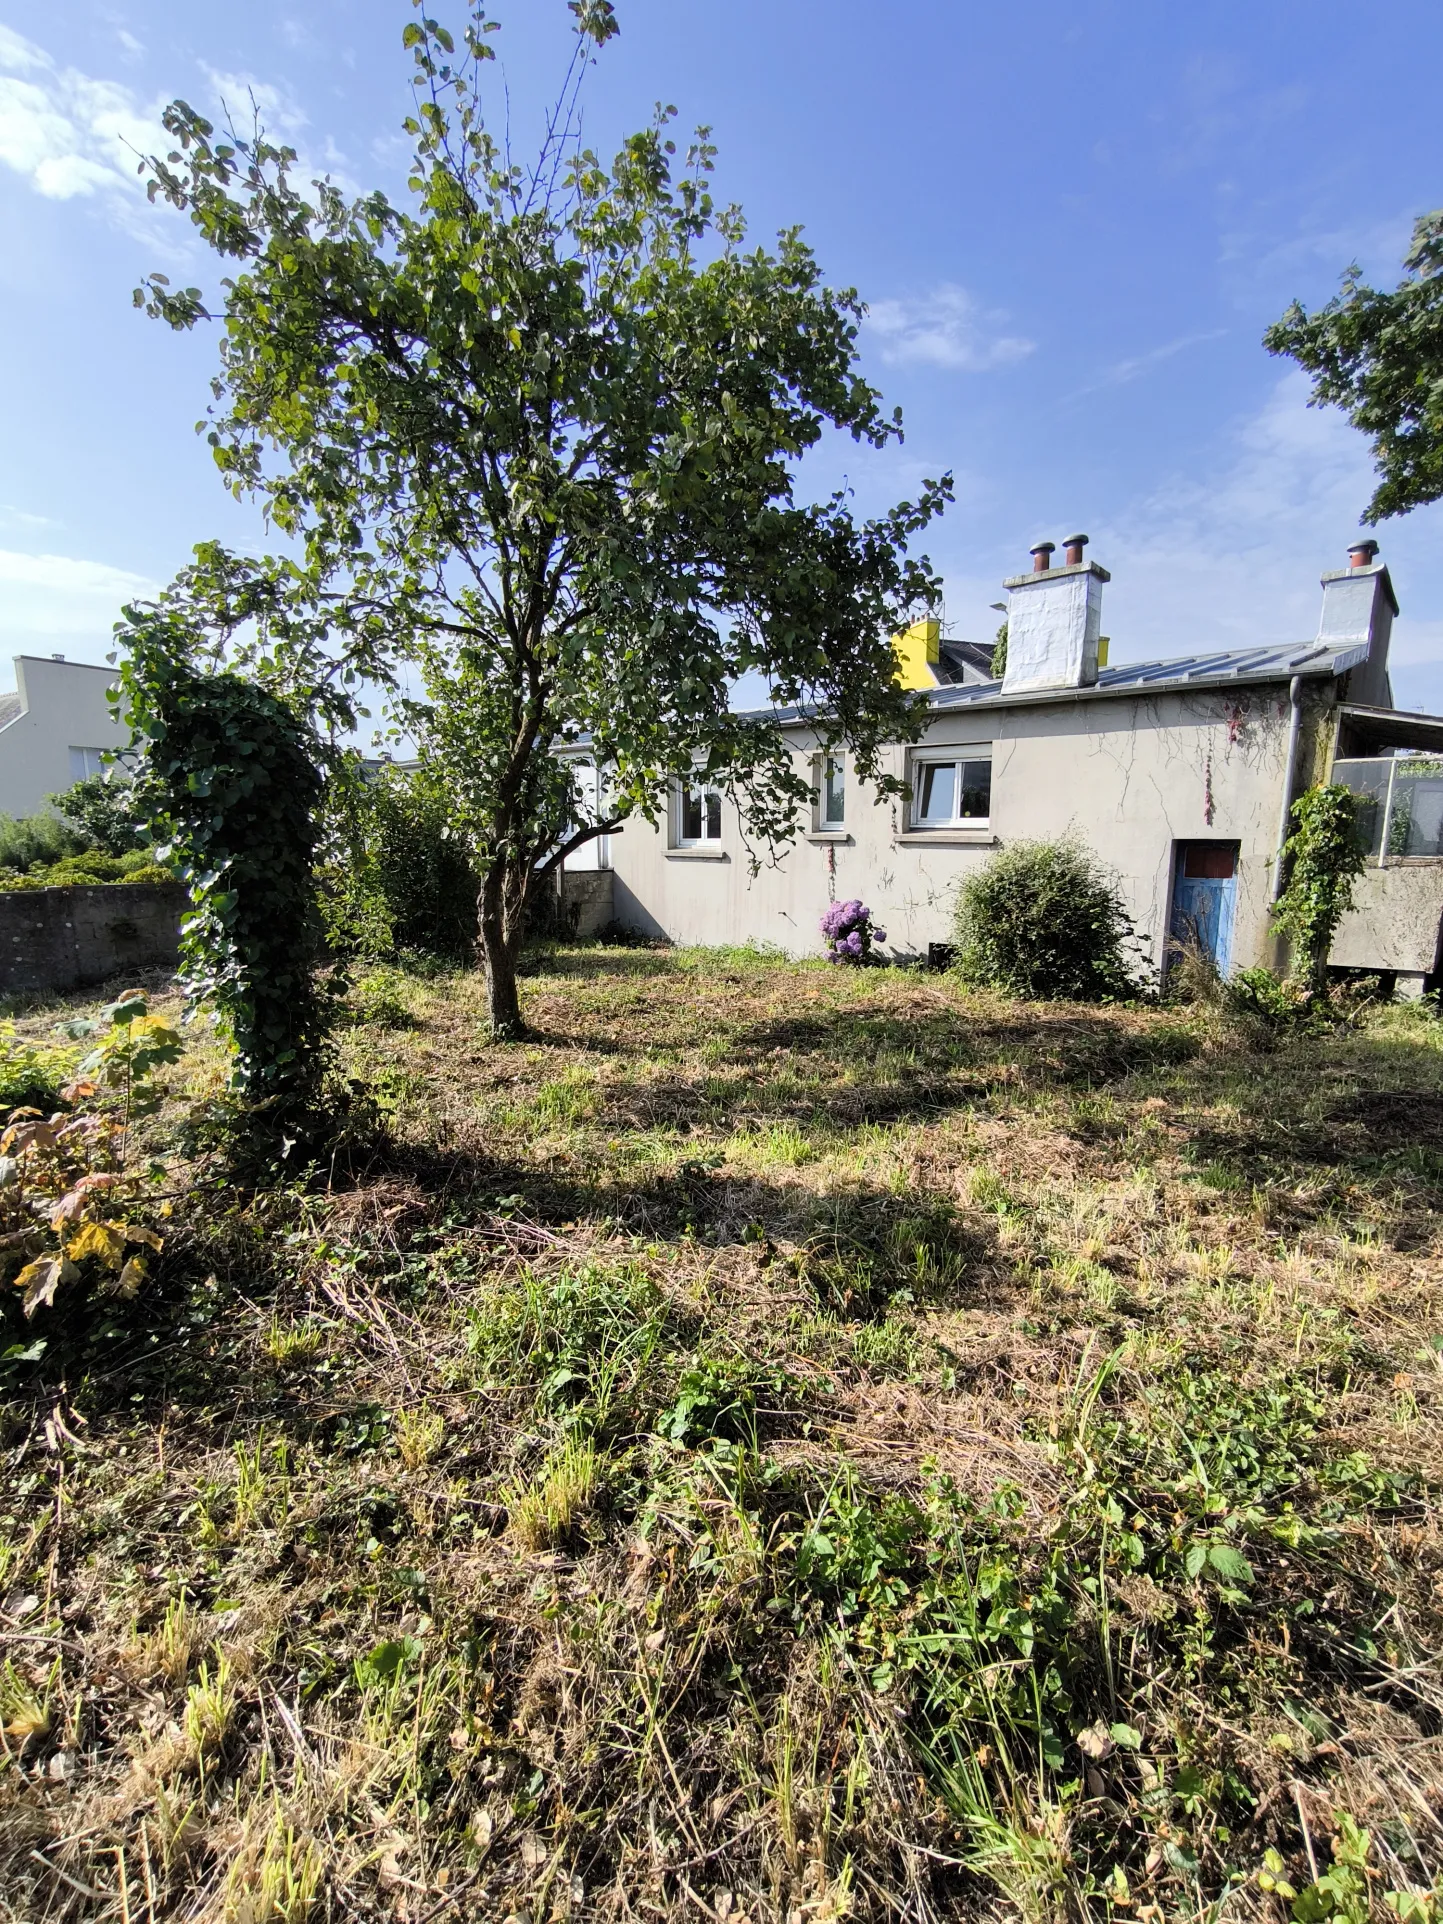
[819,897,882,966]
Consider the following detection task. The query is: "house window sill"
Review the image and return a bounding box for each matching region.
[894,830,997,847]
[666,846,729,860]
[807,831,852,844]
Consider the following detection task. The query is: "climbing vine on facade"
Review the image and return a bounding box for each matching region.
[1272,783,1368,990]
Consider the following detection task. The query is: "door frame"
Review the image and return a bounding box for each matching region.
[1167,840,1240,980]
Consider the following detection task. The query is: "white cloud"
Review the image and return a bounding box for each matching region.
[865,284,1035,372]
[198,65,358,192]
[0,26,163,203]
[0,30,349,233]
[0,25,45,74]
[0,505,58,533]
[1076,329,1227,398]
[1089,371,1443,711]
[0,549,156,647]
[200,64,308,143]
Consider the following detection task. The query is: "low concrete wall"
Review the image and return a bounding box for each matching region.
[561,870,615,938]
[0,884,186,996]
[1331,864,1443,977]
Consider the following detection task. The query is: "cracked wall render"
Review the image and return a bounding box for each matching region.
[605,687,1296,976]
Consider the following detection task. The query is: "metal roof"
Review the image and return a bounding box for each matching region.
[1336,703,1443,754]
[755,637,1372,726]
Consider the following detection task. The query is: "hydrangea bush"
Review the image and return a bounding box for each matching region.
[820,898,885,966]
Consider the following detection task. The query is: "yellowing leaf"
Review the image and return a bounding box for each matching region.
[130,1016,183,1048]
[66,1222,127,1269]
[115,1255,148,1298]
[3,1696,49,1741]
[122,1224,165,1252]
[14,1254,79,1317]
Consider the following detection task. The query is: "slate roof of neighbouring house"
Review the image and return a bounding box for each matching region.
[0,694,22,731]
[933,639,997,685]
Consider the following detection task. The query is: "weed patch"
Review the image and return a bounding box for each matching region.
[1,952,1439,1922]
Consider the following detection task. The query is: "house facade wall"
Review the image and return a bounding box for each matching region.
[607,680,1306,976]
[1331,867,1443,981]
[0,657,130,818]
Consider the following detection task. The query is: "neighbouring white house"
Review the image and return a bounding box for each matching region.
[0,654,129,818]
[562,537,1443,995]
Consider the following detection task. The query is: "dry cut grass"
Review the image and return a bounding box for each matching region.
[1,945,1440,1924]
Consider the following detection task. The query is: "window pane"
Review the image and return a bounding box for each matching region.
[916,762,955,823]
[823,756,845,825]
[1182,842,1236,879]
[1333,756,1391,860]
[682,787,702,841]
[69,746,106,782]
[704,787,722,840]
[1393,763,1443,858]
[958,759,991,819]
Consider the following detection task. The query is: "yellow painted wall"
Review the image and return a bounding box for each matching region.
[893,618,940,690]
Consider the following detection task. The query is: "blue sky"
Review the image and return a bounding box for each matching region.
[3,0,1443,719]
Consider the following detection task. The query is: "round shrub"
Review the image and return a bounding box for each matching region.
[953,838,1143,1001]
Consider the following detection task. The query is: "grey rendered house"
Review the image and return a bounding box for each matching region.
[567,538,1443,994]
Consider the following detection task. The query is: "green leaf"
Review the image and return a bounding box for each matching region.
[1184,1541,1207,1579]
[1109,1722,1142,1750]
[1206,1543,1254,1584]
[356,1636,422,1686]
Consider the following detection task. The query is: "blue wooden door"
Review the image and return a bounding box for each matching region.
[1170,843,1238,976]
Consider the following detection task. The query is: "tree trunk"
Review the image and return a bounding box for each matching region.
[478,865,525,1039]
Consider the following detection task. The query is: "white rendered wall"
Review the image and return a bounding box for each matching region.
[607,684,1305,979]
[0,657,129,818]
[1331,867,1443,975]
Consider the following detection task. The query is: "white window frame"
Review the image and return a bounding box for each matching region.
[68,746,110,782]
[562,757,610,871]
[814,751,846,831]
[674,776,723,847]
[907,747,992,830]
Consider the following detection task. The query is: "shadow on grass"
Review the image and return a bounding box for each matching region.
[1175,1022,1443,1201]
[590,1003,1203,1132]
[5,1136,1010,1433]
[14,993,1440,1430]
[518,944,683,981]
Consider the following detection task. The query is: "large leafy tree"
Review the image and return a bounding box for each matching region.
[1265,209,1443,522]
[128,0,949,1034]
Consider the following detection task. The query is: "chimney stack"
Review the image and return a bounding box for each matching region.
[1001,535,1111,696]
[1318,540,1397,708]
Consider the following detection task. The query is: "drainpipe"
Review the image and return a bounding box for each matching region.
[1271,676,1304,902]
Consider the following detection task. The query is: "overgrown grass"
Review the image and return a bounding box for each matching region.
[1,947,1439,1922]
